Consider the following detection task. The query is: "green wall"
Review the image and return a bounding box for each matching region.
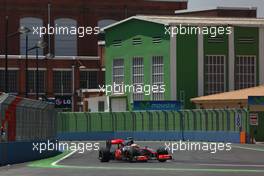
[176,33,198,109]
[105,19,170,107]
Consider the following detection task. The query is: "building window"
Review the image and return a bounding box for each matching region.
[80,71,98,89]
[54,18,77,56]
[132,57,144,101]
[152,56,164,100]
[53,70,72,94]
[28,70,46,94]
[132,38,142,46]
[152,36,162,44]
[20,17,43,55]
[113,59,124,85]
[112,39,122,47]
[204,55,226,95]
[0,70,18,93]
[112,59,124,94]
[238,37,255,44]
[208,36,224,43]
[98,101,105,112]
[235,55,256,90]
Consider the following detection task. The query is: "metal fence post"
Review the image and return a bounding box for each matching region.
[196,110,202,131]
[99,113,102,131]
[215,110,220,131]
[156,111,160,131]
[163,111,168,131]
[73,113,78,132]
[84,113,89,132]
[225,109,231,131]
[171,111,176,131]
[122,112,126,131]
[191,110,197,131]
[147,111,152,131]
[242,108,249,134]
[111,112,114,132]
[203,110,208,131]
[178,110,184,141]
[139,112,144,131]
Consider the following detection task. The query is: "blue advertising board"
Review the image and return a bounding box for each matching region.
[133,101,182,111]
[248,96,264,106]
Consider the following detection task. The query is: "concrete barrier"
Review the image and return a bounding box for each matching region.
[0,140,60,166]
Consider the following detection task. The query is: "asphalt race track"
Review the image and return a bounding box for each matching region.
[0,141,264,176]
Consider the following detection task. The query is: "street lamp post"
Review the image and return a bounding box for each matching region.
[27,40,47,100]
[72,59,86,112]
[22,27,31,97]
[5,16,8,93]
[25,33,29,97]
[36,48,39,100]
[4,15,30,93]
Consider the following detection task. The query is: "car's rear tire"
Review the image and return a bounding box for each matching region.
[99,147,110,162]
[157,147,169,162]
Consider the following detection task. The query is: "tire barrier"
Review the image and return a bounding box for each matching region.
[57,109,249,143]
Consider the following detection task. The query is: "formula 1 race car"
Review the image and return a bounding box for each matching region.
[98,138,172,162]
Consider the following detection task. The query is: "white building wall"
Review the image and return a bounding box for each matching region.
[87,96,109,112]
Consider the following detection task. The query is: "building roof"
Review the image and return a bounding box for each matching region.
[102,15,264,31]
[191,85,264,103]
[147,0,187,1]
[174,6,257,14]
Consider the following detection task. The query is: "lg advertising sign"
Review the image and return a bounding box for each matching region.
[55,96,72,109]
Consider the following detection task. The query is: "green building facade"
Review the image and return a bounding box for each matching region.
[103,16,264,109]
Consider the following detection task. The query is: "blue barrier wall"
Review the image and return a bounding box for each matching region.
[0,140,60,166]
[57,131,241,143]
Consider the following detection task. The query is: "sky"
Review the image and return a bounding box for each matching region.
[188,0,264,17]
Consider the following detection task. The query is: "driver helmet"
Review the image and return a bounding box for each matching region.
[131,143,140,148]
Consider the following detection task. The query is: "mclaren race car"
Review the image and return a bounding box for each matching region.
[98,138,172,162]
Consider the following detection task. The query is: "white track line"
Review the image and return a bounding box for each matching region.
[233,146,264,152]
[197,163,264,168]
[51,150,77,166]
